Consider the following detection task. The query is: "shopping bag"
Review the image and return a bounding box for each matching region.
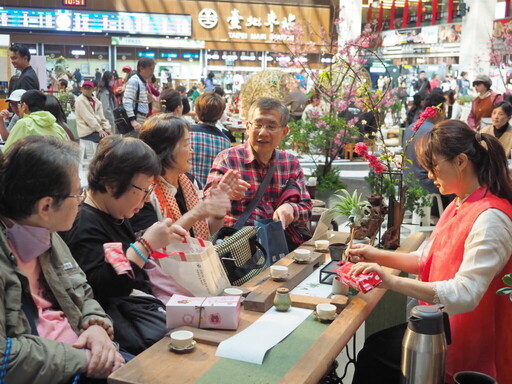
[254,219,289,267]
[155,237,230,297]
[212,226,267,286]
[113,105,134,134]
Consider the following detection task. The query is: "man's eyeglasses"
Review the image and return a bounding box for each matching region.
[247,121,282,133]
[131,183,156,200]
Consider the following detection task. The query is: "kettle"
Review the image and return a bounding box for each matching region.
[401,305,451,384]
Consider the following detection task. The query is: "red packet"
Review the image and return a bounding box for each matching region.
[104,242,134,278]
[335,261,382,294]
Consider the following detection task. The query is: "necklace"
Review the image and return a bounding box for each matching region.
[85,195,125,226]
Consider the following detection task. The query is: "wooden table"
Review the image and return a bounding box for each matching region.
[108,232,425,384]
[225,124,246,143]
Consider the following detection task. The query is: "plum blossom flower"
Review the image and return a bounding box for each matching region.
[411,103,444,132]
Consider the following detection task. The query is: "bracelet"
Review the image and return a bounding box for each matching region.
[129,243,149,263]
[137,237,155,255]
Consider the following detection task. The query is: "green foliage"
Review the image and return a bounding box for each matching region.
[457,95,474,104]
[332,189,371,226]
[404,175,433,217]
[365,171,395,199]
[497,273,512,302]
[314,167,347,191]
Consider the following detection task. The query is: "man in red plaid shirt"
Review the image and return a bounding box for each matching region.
[205,97,312,248]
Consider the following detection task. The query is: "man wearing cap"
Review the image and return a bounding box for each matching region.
[122,57,155,132]
[3,90,68,151]
[9,44,39,91]
[75,81,111,143]
[0,89,26,141]
[468,74,503,130]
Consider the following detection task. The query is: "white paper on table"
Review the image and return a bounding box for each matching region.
[215,307,312,364]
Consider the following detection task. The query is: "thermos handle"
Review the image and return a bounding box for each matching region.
[443,312,451,345]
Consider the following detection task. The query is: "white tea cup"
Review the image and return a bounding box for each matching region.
[223,287,244,296]
[270,265,289,279]
[316,303,337,319]
[315,240,330,250]
[332,278,349,295]
[170,330,194,348]
[293,249,311,262]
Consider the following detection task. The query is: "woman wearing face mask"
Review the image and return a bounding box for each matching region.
[0,136,125,383]
[481,101,512,156]
[63,135,189,355]
[96,71,117,132]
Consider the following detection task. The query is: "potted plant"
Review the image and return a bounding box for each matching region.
[332,189,372,259]
[404,176,434,226]
[497,273,512,300]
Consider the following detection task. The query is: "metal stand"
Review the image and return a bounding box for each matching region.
[319,334,358,384]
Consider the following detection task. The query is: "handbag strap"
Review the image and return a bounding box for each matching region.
[233,165,277,230]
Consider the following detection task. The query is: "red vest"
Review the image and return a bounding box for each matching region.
[419,187,512,383]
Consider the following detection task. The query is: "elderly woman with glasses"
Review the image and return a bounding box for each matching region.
[0,136,124,383]
[63,135,189,356]
[131,114,248,239]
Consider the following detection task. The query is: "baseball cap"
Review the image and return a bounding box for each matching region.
[82,81,95,88]
[6,89,27,102]
[472,74,492,86]
[122,65,132,72]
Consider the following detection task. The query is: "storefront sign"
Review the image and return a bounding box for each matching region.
[0,6,192,37]
[112,36,204,49]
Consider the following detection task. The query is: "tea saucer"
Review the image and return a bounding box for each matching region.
[314,248,329,253]
[270,273,289,282]
[293,258,310,264]
[313,311,338,323]
[168,340,197,353]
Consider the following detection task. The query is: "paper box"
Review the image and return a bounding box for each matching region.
[166,294,241,330]
[335,261,382,294]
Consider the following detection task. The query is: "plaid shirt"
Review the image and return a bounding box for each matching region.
[205,141,312,227]
[190,123,231,186]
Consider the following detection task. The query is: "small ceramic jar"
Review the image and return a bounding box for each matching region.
[273,288,292,312]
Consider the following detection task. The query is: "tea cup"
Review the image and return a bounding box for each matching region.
[170,330,194,348]
[315,240,330,250]
[293,249,311,263]
[316,303,337,319]
[270,265,289,280]
[223,287,244,296]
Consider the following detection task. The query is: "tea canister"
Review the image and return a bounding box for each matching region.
[273,288,292,312]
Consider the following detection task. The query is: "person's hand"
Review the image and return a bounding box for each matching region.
[218,170,249,200]
[73,325,122,378]
[131,120,141,131]
[348,262,393,289]
[80,317,114,340]
[272,203,294,229]
[347,243,381,263]
[196,182,231,220]
[143,218,188,249]
[99,130,110,137]
[0,109,11,119]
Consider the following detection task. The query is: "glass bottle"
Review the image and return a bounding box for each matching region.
[273,288,292,312]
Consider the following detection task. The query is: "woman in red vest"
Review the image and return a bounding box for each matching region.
[349,119,512,384]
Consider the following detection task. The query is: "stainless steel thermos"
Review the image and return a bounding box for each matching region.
[401,305,451,384]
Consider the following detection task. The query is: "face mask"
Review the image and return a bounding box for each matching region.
[108,80,114,86]
[6,223,51,262]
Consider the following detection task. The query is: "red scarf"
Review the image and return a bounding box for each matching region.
[420,187,512,383]
[153,175,210,240]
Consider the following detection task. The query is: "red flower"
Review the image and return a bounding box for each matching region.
[354,142,369,156]
[411,103,443,131]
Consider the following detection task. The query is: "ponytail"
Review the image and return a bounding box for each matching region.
[475,132,512,203]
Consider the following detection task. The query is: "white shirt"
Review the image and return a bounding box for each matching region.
[426,209,512,315]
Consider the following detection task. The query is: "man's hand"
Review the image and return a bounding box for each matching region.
[131,120,142,131]
[272,203,294,228]
[99,130,110,138]
[73,325,124,378]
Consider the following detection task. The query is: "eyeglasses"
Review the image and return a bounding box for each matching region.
[131,182,156,200]
[247,121,282,133]
[56,187,86,204]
